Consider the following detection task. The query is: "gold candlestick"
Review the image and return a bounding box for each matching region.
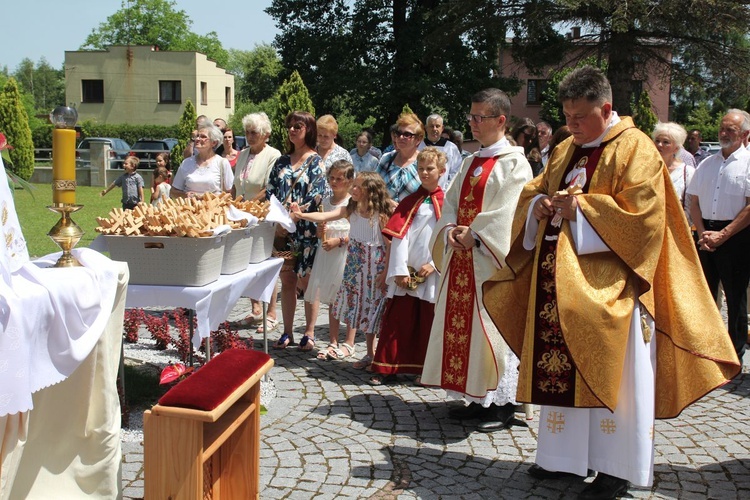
[47,204,84,267]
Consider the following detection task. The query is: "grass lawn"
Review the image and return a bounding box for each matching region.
[12,184,124,258]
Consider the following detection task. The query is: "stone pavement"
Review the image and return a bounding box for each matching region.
[122,298,750,499]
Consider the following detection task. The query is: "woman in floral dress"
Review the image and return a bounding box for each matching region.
[266,111,327,349]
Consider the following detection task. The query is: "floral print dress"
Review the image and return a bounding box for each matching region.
[266,153,327,277]
[332,212,387,334]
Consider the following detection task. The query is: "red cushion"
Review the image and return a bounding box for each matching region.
[158,349,271,411]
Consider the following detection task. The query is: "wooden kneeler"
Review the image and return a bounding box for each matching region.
[144,349,273,499]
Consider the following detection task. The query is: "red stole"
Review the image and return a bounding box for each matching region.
[382,186,444,240]
[530,144,605,406]
[441,156,496,393]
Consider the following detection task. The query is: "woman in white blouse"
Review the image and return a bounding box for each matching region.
[232,112,281,201]
[171,124,234,198]
[652,122,695,224]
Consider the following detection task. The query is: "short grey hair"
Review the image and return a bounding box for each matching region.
[652,122,688,146]
[471,88,511,117]
[727,108,750,132]
[558,66,612,105]
[242,112,272,137]
[198,123,223,146]
[426,113,443,125]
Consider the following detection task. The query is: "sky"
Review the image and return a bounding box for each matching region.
[0,0,280,71]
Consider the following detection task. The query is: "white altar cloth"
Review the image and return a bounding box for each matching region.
[124,258,283,347]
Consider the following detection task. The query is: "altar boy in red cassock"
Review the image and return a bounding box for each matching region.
[369,147,446,385]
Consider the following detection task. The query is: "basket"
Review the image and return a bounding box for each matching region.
[246,221,275,264]
[102,234,226,286]
[221,228,253,274]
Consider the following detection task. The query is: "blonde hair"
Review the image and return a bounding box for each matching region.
[417,146,447,171]
[316,114,339,134]
[396,113,425,141]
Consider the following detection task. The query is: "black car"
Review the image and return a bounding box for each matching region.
[76,137,132,169]
[129,138,179,168]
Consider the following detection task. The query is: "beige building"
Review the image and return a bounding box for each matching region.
[64,45,234,125]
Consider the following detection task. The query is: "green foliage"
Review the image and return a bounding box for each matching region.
[229,45,284,104]
[686,102,720,142]
[632,91,658,135]
[81,0,228,68]
[335,111,376,151]
[401,104,414,115]
[228,98,278,133]
[0,79,35,180]
[270,71,315,151]
[12,58,65,115]
[171,100,197,170]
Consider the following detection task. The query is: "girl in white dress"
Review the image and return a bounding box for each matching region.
[292,171,393,366]
[304,161,353,353]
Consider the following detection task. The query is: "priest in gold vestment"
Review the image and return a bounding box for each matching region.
[483,67,740,499]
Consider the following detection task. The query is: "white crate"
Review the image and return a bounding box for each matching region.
[221,228,254,274]
[102,234,226,286]
[247,221,275,264]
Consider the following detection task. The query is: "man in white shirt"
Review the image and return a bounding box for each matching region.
[687,109,750,359]
[419,113,463,188]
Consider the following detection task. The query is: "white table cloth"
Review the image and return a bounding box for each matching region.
[124,258,283,348]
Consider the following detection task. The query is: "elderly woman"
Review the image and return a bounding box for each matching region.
[232,113,282,202]
[267,111,327,350]
[171,124,233,198]
[653,121,695,223]
[376,112,424,203]
[231,112,283,331]
[350,130,380,173]
[316,114,352,173]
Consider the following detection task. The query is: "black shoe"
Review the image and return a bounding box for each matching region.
[528,464,593,480]
[448,402,487,420]
[578,473,629,499]
[476,403,515,432]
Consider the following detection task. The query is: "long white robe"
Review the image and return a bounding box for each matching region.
[421,138,532,404]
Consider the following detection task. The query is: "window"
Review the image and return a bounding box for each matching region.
[225,86,231,108]
[82,80,104,103]
[159,80,181,103]
[526,79,548,105]
[201,82,207,105]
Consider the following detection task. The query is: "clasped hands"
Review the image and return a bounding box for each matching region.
[697,230,725,252]
[448,225,476,250]
[533,194,578,222]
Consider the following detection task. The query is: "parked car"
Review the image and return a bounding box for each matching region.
[76,137,131,169]
[129,138,179,168]
[234,136,247,150]
[700,142,721,156]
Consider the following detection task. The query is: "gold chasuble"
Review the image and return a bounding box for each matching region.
[482,117,740,418]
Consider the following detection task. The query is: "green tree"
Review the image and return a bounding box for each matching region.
[0,79,35,180]
[539,59,607,130]
[266,0,519,142]
[82,0,228,68]
[228,45,284,105]
[13,58,65,115]
[270,71,315,151]
[171,100,196,170]
[686,102,720,142]
[632,91,658,135]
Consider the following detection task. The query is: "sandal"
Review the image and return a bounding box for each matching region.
[256,318,278,334]
[353,355,373,370]
[327,342,355,360]
[273,333,294,349]
[299,335,316,351]
[317,344,335,360]
[234,315,260,327]
[368,374,397,386]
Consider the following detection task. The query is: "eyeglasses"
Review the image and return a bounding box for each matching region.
[466,113,501,124]
[395,130,417,139]
[288,123,305,131]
